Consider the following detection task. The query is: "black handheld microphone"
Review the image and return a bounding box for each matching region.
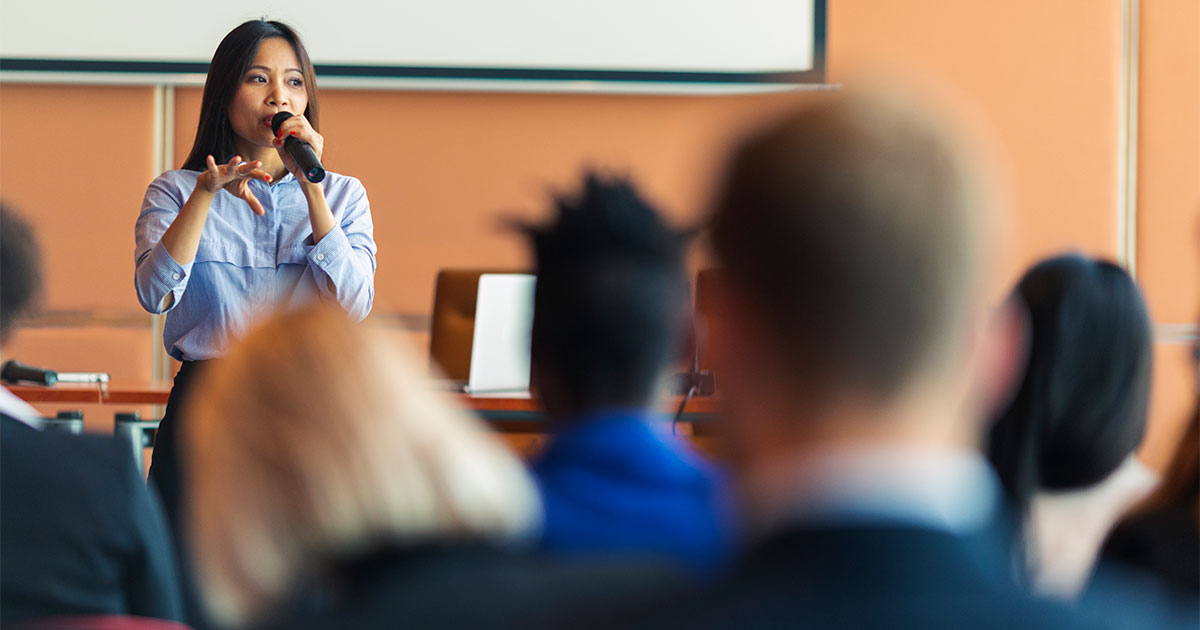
[1,360,58,386]
[271,112,326,183]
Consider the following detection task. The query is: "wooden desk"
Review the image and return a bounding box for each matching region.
[9,384,720,433]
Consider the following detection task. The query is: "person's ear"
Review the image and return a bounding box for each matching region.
[708,281,773,395]
[966,296,1029,425]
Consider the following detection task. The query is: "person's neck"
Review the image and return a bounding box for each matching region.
[234,141,288,182]
[549,400,655,430]
[736,387,982,521]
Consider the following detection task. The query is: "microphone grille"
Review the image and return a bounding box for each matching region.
[271,111,294,134]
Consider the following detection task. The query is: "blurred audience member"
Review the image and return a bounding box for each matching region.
[1096,398,1198,600]
[186,304,682,629]
[0,204,184,624]
[986,254,1156,598]
[626,91,1101,629]
[513,173,730,574]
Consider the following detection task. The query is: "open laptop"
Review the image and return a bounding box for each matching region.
[464,273,536,395]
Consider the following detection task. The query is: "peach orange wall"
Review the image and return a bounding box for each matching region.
[1134,0,1200,469]
[0,1,1194,469]
[828,0,1124,277]
[0,86,158,313]
[171,87,807,318]
[1137,0,1199,324]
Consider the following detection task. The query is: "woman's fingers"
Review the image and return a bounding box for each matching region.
[223,155,242,179]
[274,115,323,160]
[204,155,243,188]
[243,168,273,183]
[234,160,264,179]
[236,181,266,216]
[202,155,223,192]
[205,156,269,214]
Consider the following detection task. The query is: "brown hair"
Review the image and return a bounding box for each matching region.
[710,91,982,403]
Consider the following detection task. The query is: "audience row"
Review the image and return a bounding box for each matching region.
[1,87,1196,629]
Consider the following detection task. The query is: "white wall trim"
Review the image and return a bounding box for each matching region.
[1157,323,1200,344]
[150,84,174,386]
[1118,0,1140,276]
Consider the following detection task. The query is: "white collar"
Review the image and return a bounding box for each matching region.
[747,444,1000,536]
[0,385,42,429]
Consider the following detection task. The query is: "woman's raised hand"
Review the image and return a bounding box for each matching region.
[200,155,273,215]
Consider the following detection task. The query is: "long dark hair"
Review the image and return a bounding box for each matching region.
[181,20,319,171]
[987,254,1153,524]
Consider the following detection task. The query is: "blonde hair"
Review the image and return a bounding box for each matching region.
[185,303,541,627]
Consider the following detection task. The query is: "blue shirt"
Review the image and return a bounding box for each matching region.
[532,409,732,575]
[134,169,376,360]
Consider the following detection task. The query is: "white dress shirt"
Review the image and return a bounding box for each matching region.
[0,385,43,428]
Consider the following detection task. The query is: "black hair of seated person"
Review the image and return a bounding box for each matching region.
[513,172,691,419]
[0,204,42,345]
[987,253,1153,524]
[1096,401,1199,599]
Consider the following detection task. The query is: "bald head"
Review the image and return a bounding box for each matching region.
[711,91,984,405]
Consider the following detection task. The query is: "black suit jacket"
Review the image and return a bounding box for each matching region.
[1096,504,1199,599]
[617,522,1109,630]
[0,415,184,623]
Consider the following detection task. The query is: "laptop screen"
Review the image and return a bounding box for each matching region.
[466,274,536,395]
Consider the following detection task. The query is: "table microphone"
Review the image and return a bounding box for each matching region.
[1,360,58,386]
[271,112,326,183]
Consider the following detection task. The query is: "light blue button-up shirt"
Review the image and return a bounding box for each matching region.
[135,169,377,361]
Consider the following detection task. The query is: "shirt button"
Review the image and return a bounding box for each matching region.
[172,273,180,280]
[316,254,325,261]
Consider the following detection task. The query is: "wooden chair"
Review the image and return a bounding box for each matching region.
[693,268,725,374]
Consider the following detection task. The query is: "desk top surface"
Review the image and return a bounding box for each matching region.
[8,382,720,414]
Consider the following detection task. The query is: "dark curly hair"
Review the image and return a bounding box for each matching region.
[0,204,43,344]
[514,172,692,416]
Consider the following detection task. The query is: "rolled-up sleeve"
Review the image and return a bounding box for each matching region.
[306,177,377,321]
[134,177,193,314]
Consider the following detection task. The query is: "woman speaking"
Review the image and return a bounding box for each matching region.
[134,20,377,540]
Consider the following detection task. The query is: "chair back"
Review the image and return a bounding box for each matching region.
[14,615,192,630]
[693,269,724,373]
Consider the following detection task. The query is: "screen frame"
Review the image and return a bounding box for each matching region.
[0,1,826,93]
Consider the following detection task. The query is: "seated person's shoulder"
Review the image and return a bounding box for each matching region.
[3,417,129,467]
[1,416,140,507]
[270,545,691,630]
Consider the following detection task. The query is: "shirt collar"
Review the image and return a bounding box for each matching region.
[563,407,664,428]
[747,444,1000,537]
[272,171,298,186]
[0,385,43,429]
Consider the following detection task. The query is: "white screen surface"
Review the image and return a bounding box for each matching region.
[1,1,823,90]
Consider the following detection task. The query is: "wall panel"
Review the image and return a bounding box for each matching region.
[1136,0,1200,324]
